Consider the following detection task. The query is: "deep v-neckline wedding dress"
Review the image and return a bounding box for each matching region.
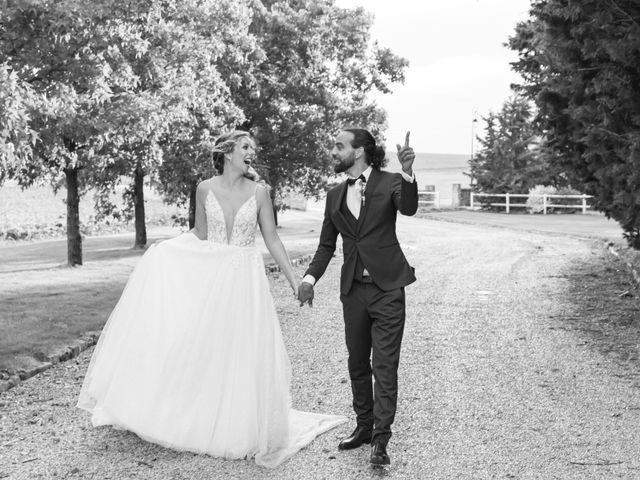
[77,183,345,467]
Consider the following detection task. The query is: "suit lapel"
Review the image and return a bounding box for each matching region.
[331,181,353,233]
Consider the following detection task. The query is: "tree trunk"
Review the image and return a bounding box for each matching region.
[133,164,147,249]
[64,167,82,266]
[188,183,197,229]
[270,185,278,227]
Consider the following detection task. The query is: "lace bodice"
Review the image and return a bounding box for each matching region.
[205,188,258,247]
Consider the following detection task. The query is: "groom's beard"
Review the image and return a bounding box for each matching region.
[333,154,355,174]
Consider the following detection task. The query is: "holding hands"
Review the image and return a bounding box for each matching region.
[396,131,415,176]
[297,281,314,307]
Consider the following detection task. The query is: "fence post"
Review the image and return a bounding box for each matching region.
[451,184,461,208]
[435,191,440,209]
[581,194,587,214]
[505,193,510,214]
[470,192,475,209]
[543,194,547,214]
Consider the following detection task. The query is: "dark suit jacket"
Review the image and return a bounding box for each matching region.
[305,168,419,295]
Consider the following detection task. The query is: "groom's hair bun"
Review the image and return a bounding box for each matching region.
[372,145,386,166]
[343,128,388,169]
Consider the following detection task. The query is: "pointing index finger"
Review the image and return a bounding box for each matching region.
[404,131,411,148]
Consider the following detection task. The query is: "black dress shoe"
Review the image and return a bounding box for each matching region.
[338,426,372,450]
[370,442,390,465]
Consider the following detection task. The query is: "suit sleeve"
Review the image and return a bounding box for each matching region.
[391,173,419,216]
[303,192,339,282]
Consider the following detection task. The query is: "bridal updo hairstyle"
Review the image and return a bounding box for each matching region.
[344,128,388,170]
[211,130,258,181]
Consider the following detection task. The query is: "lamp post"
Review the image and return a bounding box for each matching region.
[470,109,478,189]
[470,108,478,161]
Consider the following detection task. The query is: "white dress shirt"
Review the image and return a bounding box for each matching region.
[346,166,372,220]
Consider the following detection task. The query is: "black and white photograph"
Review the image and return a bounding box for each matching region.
[1,0,639,478]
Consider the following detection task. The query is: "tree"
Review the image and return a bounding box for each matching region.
[0,63,38,183]
[236,0,408,220]
[88,0,252,247]
[1,0,144,264]
[1,0,253,255]
[156,0,408,227]
[509,0,640,247]
[87,93,166,249]
[468,95,566,198]
[153,0,256,228]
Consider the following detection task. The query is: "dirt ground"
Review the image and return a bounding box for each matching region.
[2,215,640,479]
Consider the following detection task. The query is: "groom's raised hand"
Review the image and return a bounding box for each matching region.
[297,282,314,307]
[396,131,415,176]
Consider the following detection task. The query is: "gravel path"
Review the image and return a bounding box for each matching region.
[2,216,640,479]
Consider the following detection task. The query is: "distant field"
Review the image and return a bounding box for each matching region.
[384,152,471,201]
[0,181,185,241]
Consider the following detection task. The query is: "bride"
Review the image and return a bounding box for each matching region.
[77,130,345,468]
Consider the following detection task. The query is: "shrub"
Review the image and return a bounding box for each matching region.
[526,185,557,214]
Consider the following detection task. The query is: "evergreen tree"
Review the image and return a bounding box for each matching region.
[468,95,564,199]
[509,0,640,247]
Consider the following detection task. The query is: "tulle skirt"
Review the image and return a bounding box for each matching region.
[77,232,345,467]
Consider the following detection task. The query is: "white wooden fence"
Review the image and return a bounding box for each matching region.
[418,190,440,209]
[470,192,593,214]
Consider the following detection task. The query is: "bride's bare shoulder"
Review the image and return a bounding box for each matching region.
[197,177,216,193]
[255,182,272,207]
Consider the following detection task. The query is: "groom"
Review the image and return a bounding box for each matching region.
[298,128,418,466]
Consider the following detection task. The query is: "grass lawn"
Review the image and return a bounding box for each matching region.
[0,227,318,374]
[0,236,309,371]
[1,263,131,370]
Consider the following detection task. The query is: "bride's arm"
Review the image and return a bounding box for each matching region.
[191,181,208,240]
[256,185,297,293]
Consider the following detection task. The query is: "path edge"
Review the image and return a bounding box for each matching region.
[607,242,640,287]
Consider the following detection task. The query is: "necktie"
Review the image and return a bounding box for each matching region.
[346,174,366,186]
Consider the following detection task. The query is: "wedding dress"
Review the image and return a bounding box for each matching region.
[77,184,345,467]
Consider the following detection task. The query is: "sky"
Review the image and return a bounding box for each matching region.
[334,0,533,154]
